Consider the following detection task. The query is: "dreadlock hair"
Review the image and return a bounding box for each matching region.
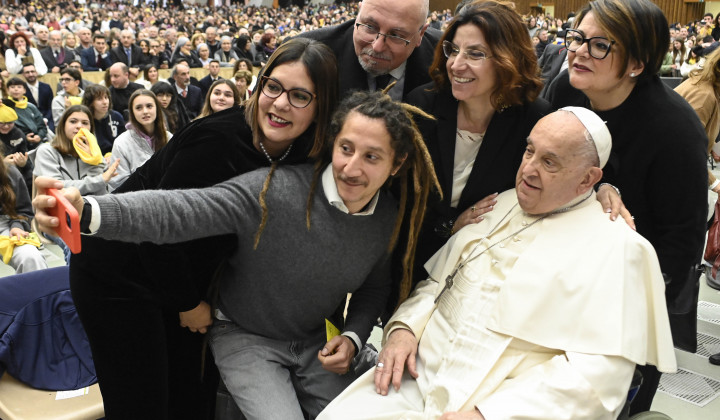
[305,90,442,305]
[0,152,25,221]
[247,37,338,249]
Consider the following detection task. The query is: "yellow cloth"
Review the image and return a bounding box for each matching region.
[68,96,82,106]
[73,128,103,165]
[9,96,28,109]
[0,104,18,123]
[0,234,41,264]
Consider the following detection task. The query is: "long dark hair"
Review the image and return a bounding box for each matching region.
[0,152,25,220]
[127,89,168,152]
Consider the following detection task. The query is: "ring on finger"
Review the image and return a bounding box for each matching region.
[376,362,384,369]
[471,205,476,213]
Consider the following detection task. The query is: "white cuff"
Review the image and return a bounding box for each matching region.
[342,332,362,355]
[710,179,720,191]
[85,196,101,234]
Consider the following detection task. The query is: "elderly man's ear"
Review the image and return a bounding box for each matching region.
[579,167,603,195]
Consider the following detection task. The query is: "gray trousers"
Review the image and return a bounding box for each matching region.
[209,319,356,420]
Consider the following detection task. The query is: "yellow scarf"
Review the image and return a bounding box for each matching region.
[9,96,28,109]
[0,233,41,264]
[73,127,103,165]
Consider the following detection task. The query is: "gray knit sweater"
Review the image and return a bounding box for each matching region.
[93,164,397,345]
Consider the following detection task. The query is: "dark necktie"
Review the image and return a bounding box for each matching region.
[125,48,132,66]
[97,54,103,70]
[375,74,393,91]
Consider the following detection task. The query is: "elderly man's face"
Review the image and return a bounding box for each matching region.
[206,28,217,42]
[175,65,190,87]
[49,32,62,48]
[120,31,134,48]
[352,0,428,76]
[515,112,600,215]
[148,27,159,38]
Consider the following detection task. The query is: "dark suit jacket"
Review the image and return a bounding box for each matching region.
[110,44,150,69]
[81,48,112,71]
[173,82,203,119]
[40,47,77,70]
[198,74,223,98]
[300,19,441,99]
[404,82,552,282]
[538,44,567,97]
[25,81,53,128]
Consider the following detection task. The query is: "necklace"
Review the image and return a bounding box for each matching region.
[258,141,293,164]
[456,129,484,143]
[433,192,592,303]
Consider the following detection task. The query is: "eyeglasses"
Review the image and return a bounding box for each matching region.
[261,76,316,109]
[60,77,76,82]
[564,29,615,60]
[355,22,415,47]
[442,40,492,61]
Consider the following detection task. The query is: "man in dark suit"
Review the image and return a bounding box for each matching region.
[198,59,223,98]
[300,0,440,101]
[21,63,53,130]
[538,43,568,97]
[110,30,150,79]
[40,31,77,73]
[171,63,203,119]
[108,63,144,122]
[81,34,112,72]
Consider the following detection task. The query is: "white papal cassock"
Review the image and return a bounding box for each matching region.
[318,189,676,420]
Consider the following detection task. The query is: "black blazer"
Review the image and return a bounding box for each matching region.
[198,74,223,98]
[405,83,551,282]
[40,47,77,70]
[173,82,203,119]
[300,19,441,99]
[26,81,53,128]
[110,44,150,68]
[538,44,567,97]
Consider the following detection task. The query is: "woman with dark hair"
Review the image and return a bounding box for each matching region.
[197,79,241,119]
[45,38,339,420]
[254,32,277,65]
[33,104,118,195]
[712,13,720,41]
[81,84,125,155]
[109,90,171,190]
[233,34,254,62]
[403,0,550,294]
[0,31,9,78]
[544,0,708,412]
[151,81,190,133]
[233,70,253,101]
[5,32,47,75]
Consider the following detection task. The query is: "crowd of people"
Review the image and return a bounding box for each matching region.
[0,0,715,420]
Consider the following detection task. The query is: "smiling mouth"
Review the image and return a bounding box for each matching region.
[573,63,591,71]
[452,76,475,83]
[268,113,290,127]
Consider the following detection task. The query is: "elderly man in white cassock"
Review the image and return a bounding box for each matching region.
[318,107,677,420]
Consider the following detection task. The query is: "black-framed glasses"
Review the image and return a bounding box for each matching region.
[355,22,414,47]
[261,76,316,109]
[442,40,492,61]
[564,29,615,59]
[60,77,76,82]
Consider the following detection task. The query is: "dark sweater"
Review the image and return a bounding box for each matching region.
[94,164,396,345]
[94,110,126,155]
[0,127,33,192]
[544,71,707,320]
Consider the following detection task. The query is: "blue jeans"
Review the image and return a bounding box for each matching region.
[209,320,357,420]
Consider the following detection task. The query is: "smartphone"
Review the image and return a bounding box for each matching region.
[47,189,81,254]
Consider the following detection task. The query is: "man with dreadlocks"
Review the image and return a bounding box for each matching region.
[32,90,440,420]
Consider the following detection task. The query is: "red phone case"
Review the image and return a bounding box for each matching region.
[47,189,81,253]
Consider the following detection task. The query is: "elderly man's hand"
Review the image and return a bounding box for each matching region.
[374,328,418,395]
[318,335,355,375]
[596,184,635,230]
[439,408,486,419]
[31,177,83,234]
